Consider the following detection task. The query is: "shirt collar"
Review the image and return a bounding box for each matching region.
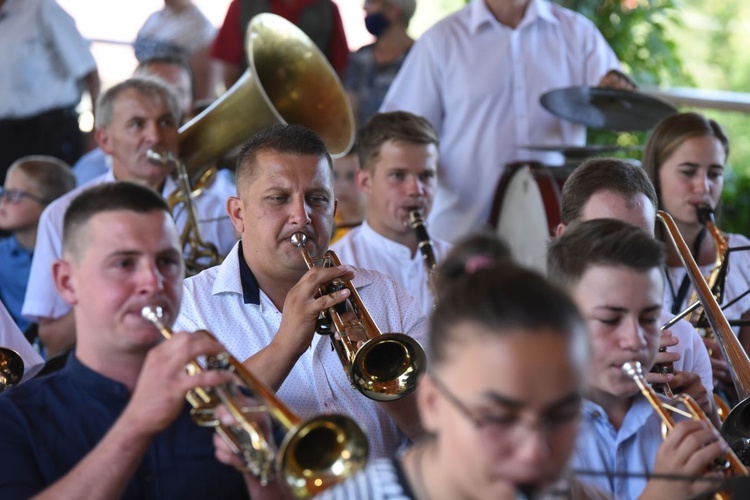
[65,353,131,398]
[5,234,28,256]
[360,220,416,260]
[237,241,261,305]
[583,396,657,441]
[469,0,558,34]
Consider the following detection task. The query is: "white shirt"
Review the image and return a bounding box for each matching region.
[380,0,620,242]
[0,301,44,382]
[663,311,714,394]
[22,171,237,323]
[331,221,451,315]
[0,0,97,118]
[664,232,750,337]
[135,4,216,57]
[174,242,429,460]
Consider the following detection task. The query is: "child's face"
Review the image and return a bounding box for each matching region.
[0,168,47,233]
[571,264,663,399]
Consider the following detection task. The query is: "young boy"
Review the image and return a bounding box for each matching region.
[331,111,451,314]
[330,144,365,243]
[548,218,731,499]
[0,156,75,331]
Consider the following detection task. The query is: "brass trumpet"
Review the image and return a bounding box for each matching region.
[0,347,24,392]
[656,211,750,464]
[290,232,427,402]
[141,305,368,498]
[622,360,746,499]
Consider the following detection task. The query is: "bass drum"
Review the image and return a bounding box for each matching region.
[488,161,575,274]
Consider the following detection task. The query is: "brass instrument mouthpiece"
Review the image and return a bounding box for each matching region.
[290,232,307,248]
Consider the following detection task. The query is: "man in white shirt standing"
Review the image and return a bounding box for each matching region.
[381,0,631,242]
[22,76,236,358]
[331,111,450,314]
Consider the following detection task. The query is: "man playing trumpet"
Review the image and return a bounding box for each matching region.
[0,182,247,497]
[175,124,427,459]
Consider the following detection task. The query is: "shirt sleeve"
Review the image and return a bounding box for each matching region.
[22,201,71,322]
[39,0,97,79]
[327,2,349,75]
[210,0,244,66]
[0,303,44,380]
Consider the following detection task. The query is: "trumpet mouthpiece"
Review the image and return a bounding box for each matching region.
[141,305,164,323]
[621,361,642,378]
[290,232,307,248]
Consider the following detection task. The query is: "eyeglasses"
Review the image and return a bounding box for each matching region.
[0,188,49,205]
[429,374,581,443]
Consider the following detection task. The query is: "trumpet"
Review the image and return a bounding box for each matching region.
[290,232,427,402]
[622,361,747,499]
[141,305,368,498]
[0,347,24,392]
[407,209,438,298]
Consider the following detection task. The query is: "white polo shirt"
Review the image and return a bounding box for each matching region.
[331,221,452,315]
[0,301,44,381]
[174,242,429,459]
[22,171,237,323]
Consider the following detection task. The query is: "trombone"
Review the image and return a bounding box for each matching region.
[141,305,368,498]
[622,360,746,499]
[0,347,24,393]
[290,232,427,402]
[657,211,750,464]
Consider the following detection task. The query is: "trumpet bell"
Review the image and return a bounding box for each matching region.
[0,347,24,392]
[279,414,369,498]
[352,333,427,402]
[178,13,354,181]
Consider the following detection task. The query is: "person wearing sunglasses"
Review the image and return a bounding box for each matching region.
[0,156,75,333]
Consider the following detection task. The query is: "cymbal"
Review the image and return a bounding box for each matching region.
[540,86,677,131]
[521,144,642,159]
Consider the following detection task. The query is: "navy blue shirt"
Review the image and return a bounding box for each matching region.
[0,355,249,499]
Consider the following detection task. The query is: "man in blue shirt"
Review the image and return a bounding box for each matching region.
[0,182,248,498]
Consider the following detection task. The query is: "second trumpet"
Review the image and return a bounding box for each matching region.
[291,232,427,402]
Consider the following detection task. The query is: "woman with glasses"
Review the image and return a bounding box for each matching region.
[317,238,594,499]
[0,156,75,333]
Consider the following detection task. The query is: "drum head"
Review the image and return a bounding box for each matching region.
[494,166,555,274]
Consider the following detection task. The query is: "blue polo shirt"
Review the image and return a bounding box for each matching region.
[0,235,33,332]
[0,355,249,499]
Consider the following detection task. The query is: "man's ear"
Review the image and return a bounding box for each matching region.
[356,168,372,195]
[53,259,79,306]
[226,196,245,235]
[95,127,112,155]
[555,222,567,238]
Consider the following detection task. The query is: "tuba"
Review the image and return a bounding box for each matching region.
[290,232,427,402]
[0,347,24,392]
[656,211,750,464]
[141,306,368,498]
[622,360,746,499]
[166,13,355,272]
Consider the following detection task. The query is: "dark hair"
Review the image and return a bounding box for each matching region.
[8,155,76,203]
[236,124,332,189]
[642,112,729,208]
[547,218,665,289]
[95,75,181,128]
[433,231,512,295]
[561,158,658,224]
[430,263,586,368]
[62,182,171,258]
[357,111,438,171]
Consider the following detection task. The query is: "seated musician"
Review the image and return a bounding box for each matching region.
[548,219,730,499]
[0,182,248,498]
[556,158,715,419]
[174,124,426,460]
[642,112,750,399]
[22,76,237,358]
[330,111,451,314]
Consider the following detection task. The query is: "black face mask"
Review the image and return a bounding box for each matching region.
[365,12,390,38]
